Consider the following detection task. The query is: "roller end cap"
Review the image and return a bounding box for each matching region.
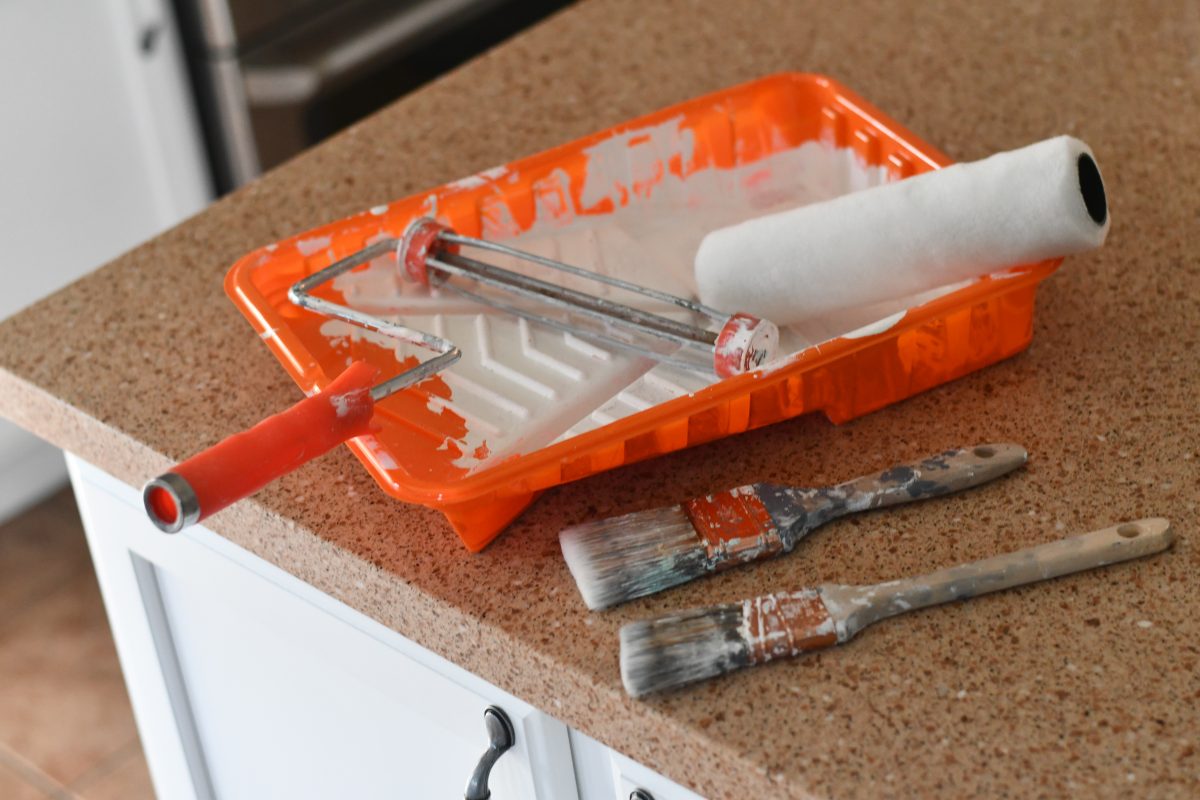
[143,472,200,534]
[400,217,456,285]
[713,313,780,377]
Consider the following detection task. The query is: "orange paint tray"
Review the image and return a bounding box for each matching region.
[226,73,1060,551]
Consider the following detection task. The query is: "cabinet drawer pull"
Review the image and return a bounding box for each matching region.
[464,705,515,800]
[630,791,656,800]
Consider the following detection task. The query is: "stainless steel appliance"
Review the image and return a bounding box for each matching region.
[174,0,568,192]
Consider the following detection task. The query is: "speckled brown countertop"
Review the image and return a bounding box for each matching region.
[2,1,1198,797]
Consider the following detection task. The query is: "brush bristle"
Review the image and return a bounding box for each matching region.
[559,505,708,610]
[620,604,751,696]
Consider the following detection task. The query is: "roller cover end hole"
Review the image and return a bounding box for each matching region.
[1078,153,1107,225]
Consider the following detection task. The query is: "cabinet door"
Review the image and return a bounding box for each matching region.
[154,560,551,799]
[69,457,577,800]
[570,730,706,800]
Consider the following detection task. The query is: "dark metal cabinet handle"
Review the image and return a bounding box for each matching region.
[464,706,515,800]
[630,791,656,800]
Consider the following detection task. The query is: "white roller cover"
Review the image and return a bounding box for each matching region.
[694,136,1109,326]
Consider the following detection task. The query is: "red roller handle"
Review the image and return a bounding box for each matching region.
[143,361,380,532]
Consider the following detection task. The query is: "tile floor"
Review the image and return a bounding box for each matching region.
[0,488,154,799]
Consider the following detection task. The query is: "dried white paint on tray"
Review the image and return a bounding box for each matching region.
[317,117,960,471]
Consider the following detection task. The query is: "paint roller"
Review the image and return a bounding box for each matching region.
[694,136,1109,326]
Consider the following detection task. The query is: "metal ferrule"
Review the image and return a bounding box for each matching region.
[142,472,201,533]
[683,487,788,571]
[706,528,786,571]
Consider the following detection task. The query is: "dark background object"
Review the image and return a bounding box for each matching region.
[173,0,572,194]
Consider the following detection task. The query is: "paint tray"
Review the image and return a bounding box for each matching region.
[225,73,1060,551]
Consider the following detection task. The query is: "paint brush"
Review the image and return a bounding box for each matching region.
[620,518,1173,696]
[560,444,1027,610]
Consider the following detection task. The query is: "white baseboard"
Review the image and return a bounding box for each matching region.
[0,421,68,523]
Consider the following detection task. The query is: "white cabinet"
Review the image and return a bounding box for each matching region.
[66,456,702,799]
[152,539,566,799]
[570,731,705,800]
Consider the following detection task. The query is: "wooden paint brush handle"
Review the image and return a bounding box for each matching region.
[831,443,1027,510]
[784,443,1028,538]
[824,518,1174,640]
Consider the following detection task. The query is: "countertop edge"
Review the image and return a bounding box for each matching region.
[0,365,792,800]
[0,366,169,488]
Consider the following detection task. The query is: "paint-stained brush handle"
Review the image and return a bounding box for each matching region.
[824,517,1175,640]
[142,361,380,533]
[798,443,1028,525]
[706,442,1028,556]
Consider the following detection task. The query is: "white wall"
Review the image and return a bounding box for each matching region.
[0,0,211,520]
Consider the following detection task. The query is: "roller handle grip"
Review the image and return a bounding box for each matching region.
[143,361,380,532]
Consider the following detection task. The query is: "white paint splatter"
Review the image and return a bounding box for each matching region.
[841,310,908,340]
[448,165,508,192]
[359,435,398,470]
[329,390,357,418]
[296,235,331,256]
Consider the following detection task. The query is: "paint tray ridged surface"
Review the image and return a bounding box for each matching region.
[226,73,1060,551]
